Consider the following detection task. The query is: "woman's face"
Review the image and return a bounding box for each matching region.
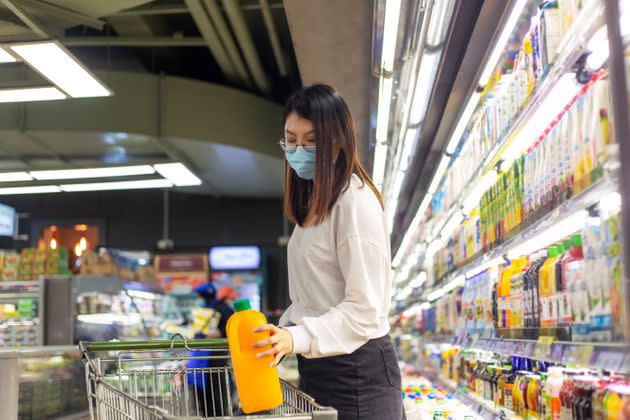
[284,112,316,148]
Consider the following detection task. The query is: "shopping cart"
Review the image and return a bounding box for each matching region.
[80,335,337,419]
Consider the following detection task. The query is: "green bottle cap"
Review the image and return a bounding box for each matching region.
[233,299,251,312]
[557,243,565,254]
[548,246,558,258]
[572,233,583,247]
[564,238,572,250]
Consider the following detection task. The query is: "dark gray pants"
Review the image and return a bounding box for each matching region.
[297,335,403,420]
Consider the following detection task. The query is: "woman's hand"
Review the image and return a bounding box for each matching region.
[252,324,294,368]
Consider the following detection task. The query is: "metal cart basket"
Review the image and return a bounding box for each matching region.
[80,336,337,419]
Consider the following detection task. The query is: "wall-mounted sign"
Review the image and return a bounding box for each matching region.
[0,204,15,237]
[209,246,261,271]
[156,254,208,273]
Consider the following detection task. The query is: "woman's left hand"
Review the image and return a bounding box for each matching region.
[252,324,294,368]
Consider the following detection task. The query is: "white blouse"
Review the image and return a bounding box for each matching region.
[279,174,393,358]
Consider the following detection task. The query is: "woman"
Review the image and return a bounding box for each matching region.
[253,84,402,419]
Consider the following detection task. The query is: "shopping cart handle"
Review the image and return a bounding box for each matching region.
[81,337,228,352]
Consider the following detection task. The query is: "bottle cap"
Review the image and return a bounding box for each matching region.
[564,238,572,250]
[557,243,565,254]
[233,299,251,312]
[572,233,583,247]
[548,246,558,258]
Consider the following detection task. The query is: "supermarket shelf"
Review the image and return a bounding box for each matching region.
[435,377,522,420]
[407,0,606,259]
[420,168,619,300]
[423,333,629,374]
[0,292,40,300]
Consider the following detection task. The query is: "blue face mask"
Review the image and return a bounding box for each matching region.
[285,146,316,180]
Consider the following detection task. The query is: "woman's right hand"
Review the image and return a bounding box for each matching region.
[251,324,294,368]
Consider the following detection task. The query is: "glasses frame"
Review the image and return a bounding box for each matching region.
[278,137,316,154]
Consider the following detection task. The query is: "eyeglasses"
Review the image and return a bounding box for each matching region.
[278,138,316,154]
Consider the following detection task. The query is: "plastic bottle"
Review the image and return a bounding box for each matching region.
[226,299,283,413]
[547,367,564,420]
[553,242,566,327]
[510,257,528,329]
[540,246,559,327]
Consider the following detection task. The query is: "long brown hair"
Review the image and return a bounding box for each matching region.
[282,84,383,227]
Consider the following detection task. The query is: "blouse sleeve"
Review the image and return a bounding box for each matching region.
[285,235,390,357]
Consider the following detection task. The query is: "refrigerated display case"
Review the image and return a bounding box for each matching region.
[0,345,87,419]
[0,280,43,348]
[45,275,183,345]
[387,0,630,418]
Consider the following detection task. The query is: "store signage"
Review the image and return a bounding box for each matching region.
[209,246,261,270]
[0,204,15,237]
[156,254,207,273]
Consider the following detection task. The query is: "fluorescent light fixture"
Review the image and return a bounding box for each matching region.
[440,212,464,241]
[427,287,445,302]
[10,41,111,98]
[409,52,439,125]
[502,73,580,166]
[392,192,433,267]
[399,127,418,172]
[373,141,388,188]
[0,172,33,182]
[77,313,141,325]
[427,0,452,46]
[0,185,60,195]
[403,305,420,318]
[478,0,529,87]
[586,26,609,70]
[462,170,499,214]
[466,257,504,279]
[154,163,202,186]
[0,47,17,63]
[60,179,173,192]
[0,86,65,103]
[375,77,394,142]
[409,271,427,288]
[381,0,402,71]
[31,165,155,181]
[425,238,443,260]
[443,275,465,293]
[507,210,588,259]
[427,154,450,194]
[599,191,622,215]
[396,286,413,300]
[420,302,432,310]
[445,92,481,154]
[126,289,159,300]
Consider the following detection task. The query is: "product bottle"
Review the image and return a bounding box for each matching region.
[510,257,528,329]
[553,242,566,327]
[547,367,564,420]
[226,299,283,413]
[540,246,559,327]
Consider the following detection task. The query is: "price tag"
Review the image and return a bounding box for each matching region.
[476,339,488,350]
[549,343,566,362]
[534,336,554,359]
[593,348,626,372]
[574,345,594,366]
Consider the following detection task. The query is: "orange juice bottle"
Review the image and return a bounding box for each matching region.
[226,299,283,413]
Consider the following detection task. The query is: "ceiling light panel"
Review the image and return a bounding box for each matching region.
[0,172,33,182]
[60,179,173,192]
[153,163,202,186]
[0,185,61,195]
[0,87,65,103]
[0,47,17,63]
[10,41,112,98]
[30,165,155,181]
